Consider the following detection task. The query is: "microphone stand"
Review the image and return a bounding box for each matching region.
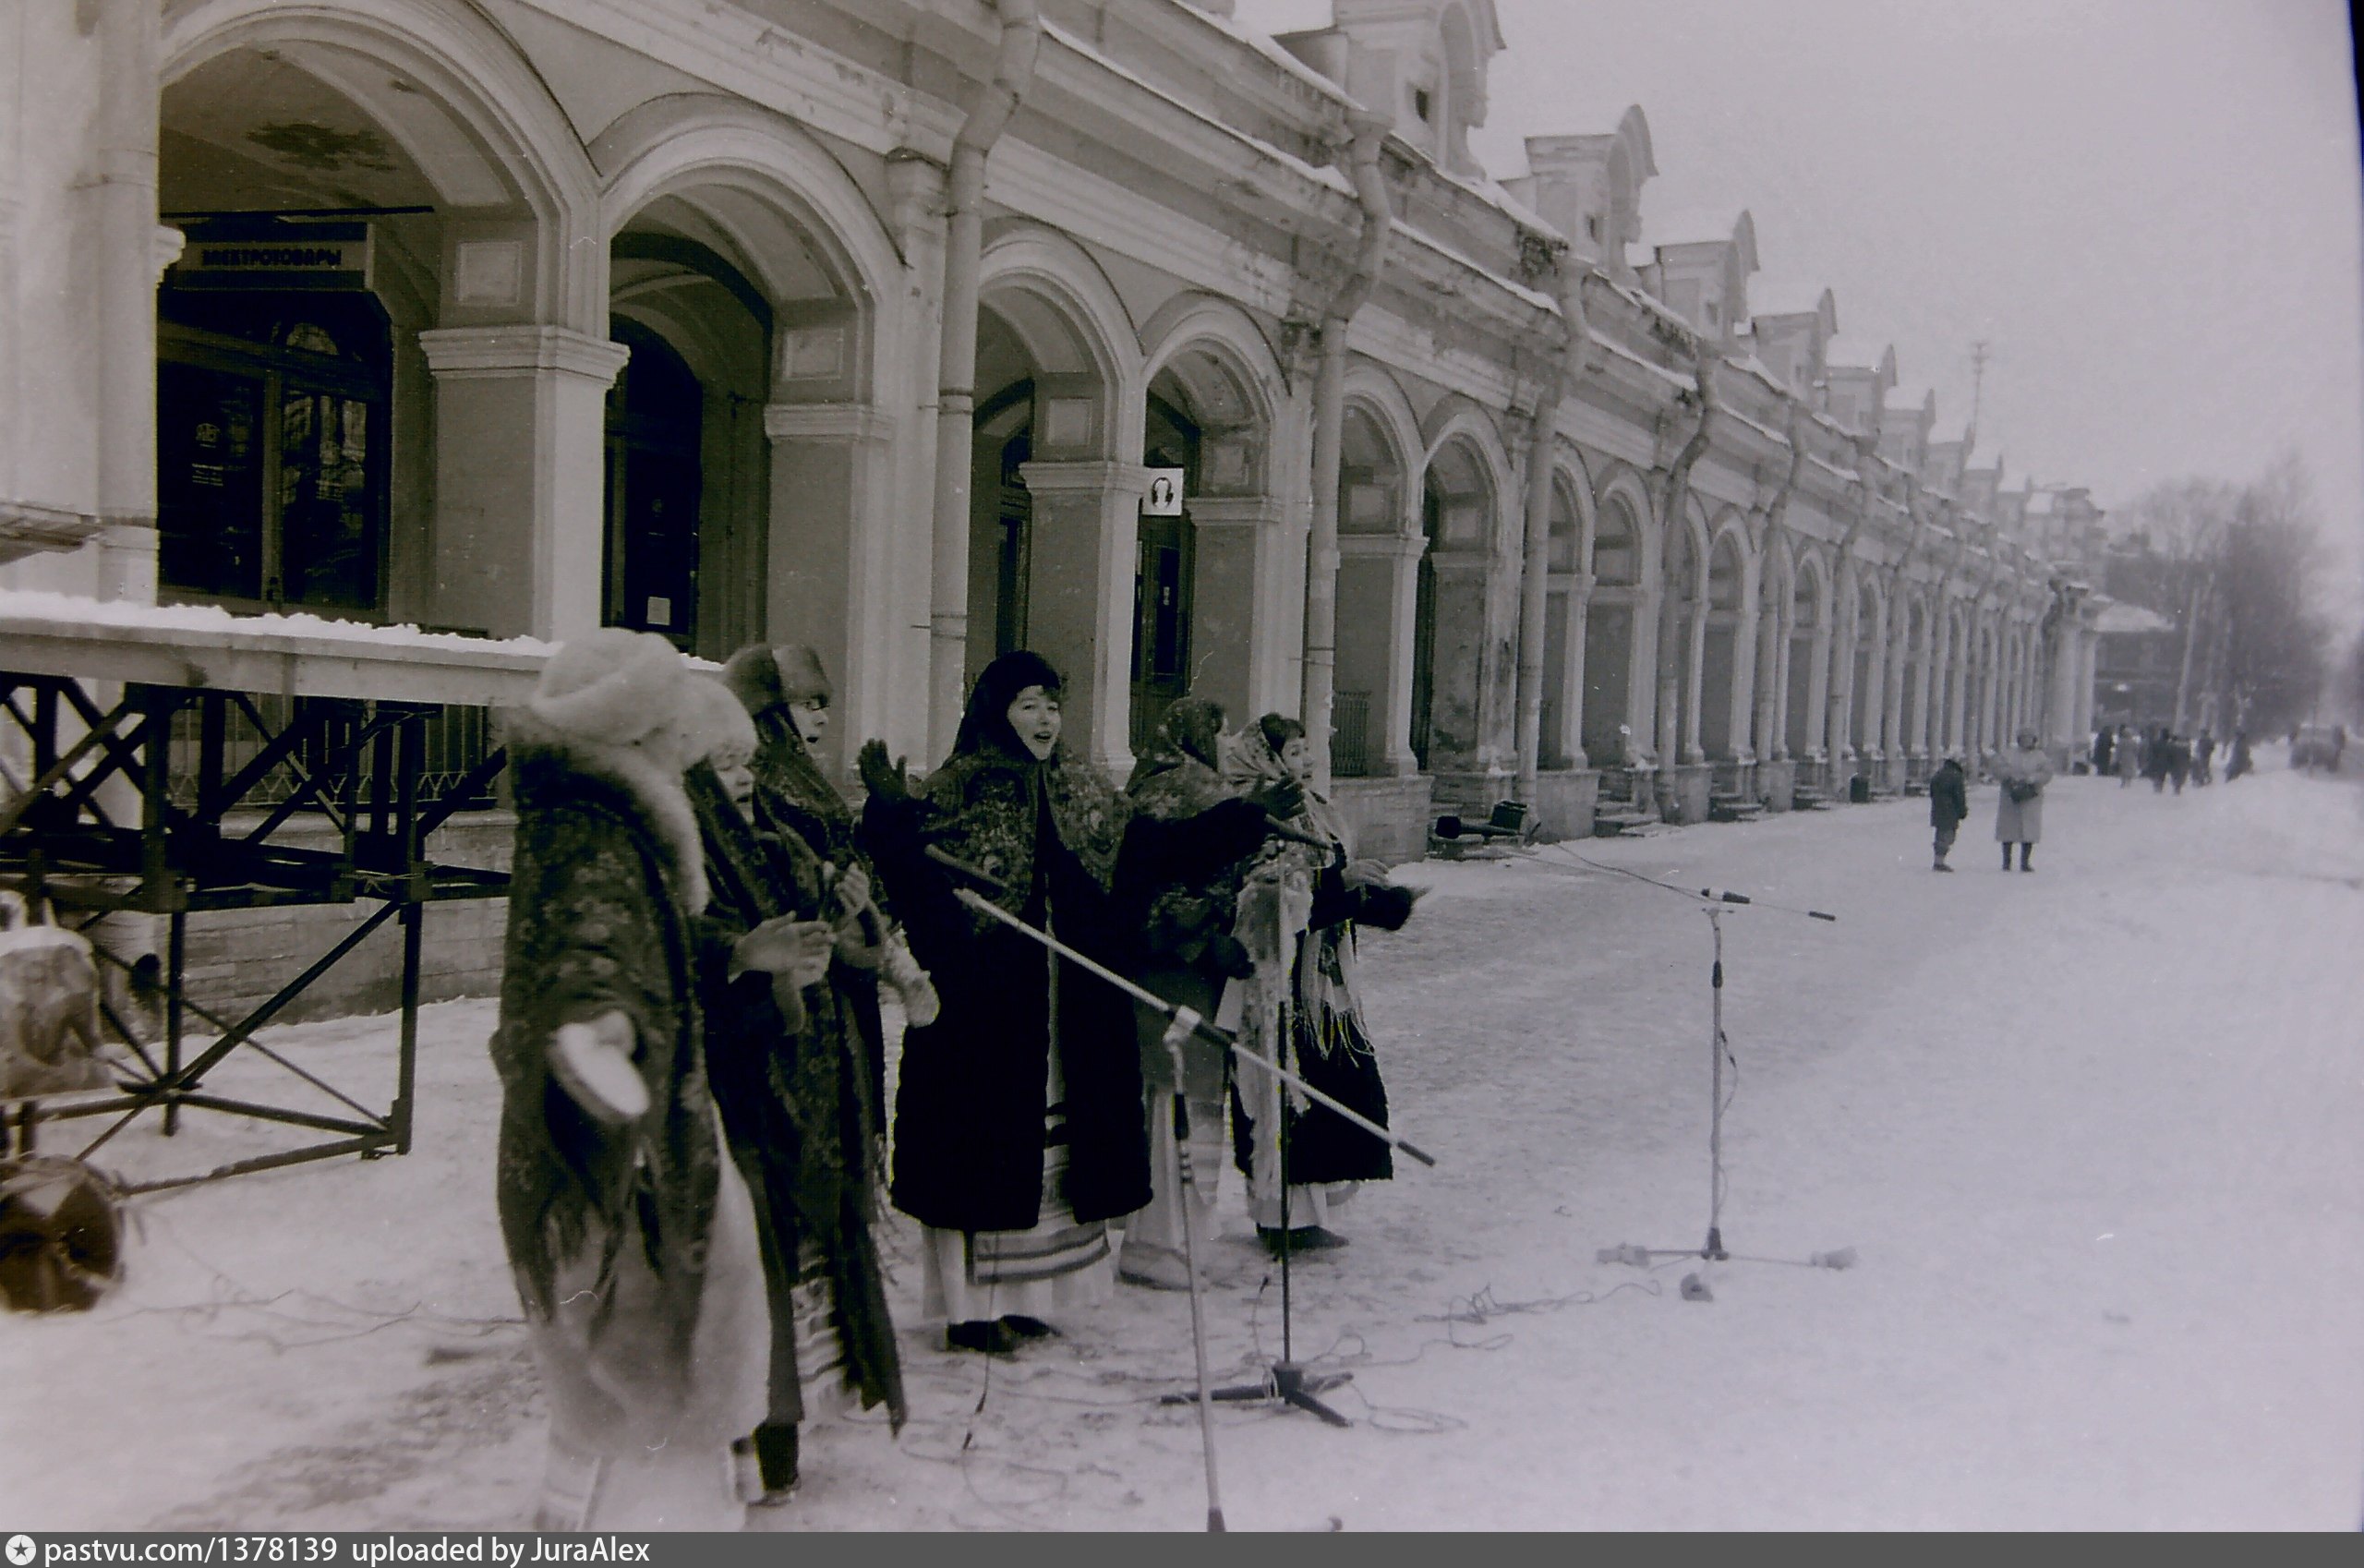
[947,887,1436,1523]
[1534,848,1851,1277]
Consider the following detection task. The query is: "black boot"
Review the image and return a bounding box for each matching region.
[2002,845,2013,871]
[2020,844,2033,872]
[947,1319,1021,1355]
[752,1422,799,1505]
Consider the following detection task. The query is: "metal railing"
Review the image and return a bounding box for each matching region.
[1332,690,1372,778]
[169,696,499,815]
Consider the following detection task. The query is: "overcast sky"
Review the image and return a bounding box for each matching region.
[1236,0,2364,624]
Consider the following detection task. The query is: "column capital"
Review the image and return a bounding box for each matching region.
[1017,459,1152,497]
[1187,495,1285,530]
[764,403,895,444]
[1340,533,1426,561]
[418,324,629,384]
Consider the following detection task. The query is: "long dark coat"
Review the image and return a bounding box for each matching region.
[687,766,904,1431]
[1928,762,1969,829]
[488,732,721,1394]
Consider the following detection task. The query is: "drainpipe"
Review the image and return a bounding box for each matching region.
[1648,336,1716,777]
[927,0,1043,759]
[1303,107,1393,793]
[1512,259,1585,802]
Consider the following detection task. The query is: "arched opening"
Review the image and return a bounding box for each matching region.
[1849,578,1882,755]
[600,318,706,647]
[1656,515,1702,762]
[1417,436,1495,775]
[1130,387,1200,751]
[1700,530,1746,760]
[1334,403,1410,778]
[1582,493,1642,766]
[158,44,455,620]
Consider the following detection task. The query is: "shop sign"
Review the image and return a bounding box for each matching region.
[170,221,373,292]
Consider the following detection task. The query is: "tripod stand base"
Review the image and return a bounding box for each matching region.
[1164,1363,1354,1428]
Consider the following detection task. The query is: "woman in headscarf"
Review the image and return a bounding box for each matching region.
[681,680,905,1506]
[489,629,773,1531]
[721,645,937,1154]
[861,656,1277,1351]
[1113,697,1302,1289]
[1225,715,1418,1250]
[1992,726,2056,872]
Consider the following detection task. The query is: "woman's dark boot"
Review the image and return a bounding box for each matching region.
[2019,844,2033,872]
[752,1423,799,1506]
[2002,846,2013,871]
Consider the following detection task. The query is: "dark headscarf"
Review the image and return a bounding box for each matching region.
[916,651,1126,909]
[1126,695,1233,820]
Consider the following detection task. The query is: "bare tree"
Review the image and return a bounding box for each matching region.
[2210,452,2331,735]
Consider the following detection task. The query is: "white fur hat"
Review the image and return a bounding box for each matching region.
[528,628,687,746]
[684,673,757,760]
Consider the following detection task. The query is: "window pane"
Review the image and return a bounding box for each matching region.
[158,361,265,600]
[278,390,382,609]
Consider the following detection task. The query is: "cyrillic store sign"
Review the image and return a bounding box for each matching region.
[169,220,374,292]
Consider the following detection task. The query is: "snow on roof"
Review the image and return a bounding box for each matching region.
[2093,600,2177,634]
[1594,334,1697,396]
[1043,21,1352,196]
[1230,0,1337,34]
[1180,1,1357,106]
[1389,219,1559,315]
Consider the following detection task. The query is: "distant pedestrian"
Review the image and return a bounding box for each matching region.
[1928,754,1969,872]
[2335,726,2349,773]
[2167,733,2191,794]
[2225,730,2253,781]
[2093,727,2115,776]
[1994,728,2054,872]
[2193,730,2215,787]
[2146,726,2173,793]
[2115,725,2141,788]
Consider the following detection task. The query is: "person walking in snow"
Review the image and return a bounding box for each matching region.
[2115,724,2141,788]
[2193,730,2215,787]
[489,629,775,1531]
[2145,726,2175,793]
[2166,732,2192,795]
[1928,752,1969,872]
[1993,727,2054,872]
[2093,727,2114,776]
[2225,729,2254,781]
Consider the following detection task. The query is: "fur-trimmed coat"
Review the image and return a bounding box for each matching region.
[488,727,760,1453]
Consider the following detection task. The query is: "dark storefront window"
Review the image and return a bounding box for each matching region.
[157,291,391,614]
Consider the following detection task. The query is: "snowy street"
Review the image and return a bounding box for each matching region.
[5,763,2361,1530]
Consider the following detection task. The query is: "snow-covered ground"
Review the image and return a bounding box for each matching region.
[6,758,2361,1531]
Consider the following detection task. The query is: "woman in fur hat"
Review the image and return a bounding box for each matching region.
[489,629,788,1531]
[1225,715,1419,1251]
[720,645,935,1151]
[859,654,1273,1352]
[1113,696,1302,1289]
[680,680,905,1506]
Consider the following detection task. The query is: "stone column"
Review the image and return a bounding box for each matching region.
[1336,533,1424,777]
[1653,585,1683,767]
[1018,458,1149,778]
[1188,495,1286,725]
[1553,572,1595,768]
[1827,589,1857,766]
[1805,615,1833,763]
[418,325,628,641]
[765,404,897,777]
[1879,607,1906,766]
[1913,614,1938,759]
[1681,596,1709,764]
[1750,594,1779,763]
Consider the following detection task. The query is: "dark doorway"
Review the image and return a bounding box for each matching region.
[603,319,704,649]
[1410,479,1441,771]
[1131,393,1200,752]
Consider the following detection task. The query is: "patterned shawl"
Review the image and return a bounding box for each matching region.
[1126,696,1234,821]
[918,652,1127,925]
